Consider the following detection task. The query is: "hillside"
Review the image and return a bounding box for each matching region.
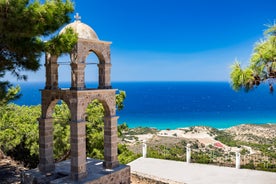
[122,124,276,171]
[225,124,276,143]
[1,124,276,183]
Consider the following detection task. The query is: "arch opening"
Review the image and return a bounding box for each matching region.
[57,54,71,88]
[45,99,71,162]
[85,51,99,89]
[52,100,71,162]
[85,99,105,159]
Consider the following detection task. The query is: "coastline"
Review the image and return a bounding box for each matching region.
[122,122,276,131]
[121,123,276,172]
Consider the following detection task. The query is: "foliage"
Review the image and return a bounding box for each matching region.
[0,84,21,106]
[242,160,256,170]
[126,127,159,135]
[230,22,276,92]
[0,104,40,167]
[52,101,71,160]
[240,148,249,155]
[118,122,129,137]
[230,62,254,92]
[85,91,139,162]
[214,131,239,147]
[242,160,276,172]
[147,143,186,161]
[256,162,276,172]
[85,91,128,159]
[116,90,126,111]
[0,0,76,103]
[118,144,140,164]
[86,100,105,159]
[191,151,212,164]
[44,28,78,56]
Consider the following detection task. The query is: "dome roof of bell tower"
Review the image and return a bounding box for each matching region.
[59,13,99,41]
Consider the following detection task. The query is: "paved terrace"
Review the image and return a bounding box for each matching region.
[128,157,276,184]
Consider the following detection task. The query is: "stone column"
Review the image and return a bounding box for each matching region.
[98,63,112,89]
[103,116,119,169]
[38,118,55,173]
[70,63,86,90]
[45,54,59,90]
[142,140,147,158]
[70,121,87,180]
[186,143,191,163]
[236,149,241,169]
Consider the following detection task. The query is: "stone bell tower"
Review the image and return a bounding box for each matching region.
[33,14,130,183]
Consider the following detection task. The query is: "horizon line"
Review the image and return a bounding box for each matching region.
[10,80,231,83]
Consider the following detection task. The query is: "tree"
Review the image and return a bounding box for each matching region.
[0,104,40,167]
[0,0,77,103]
[230,23,276,92]
[116,90,126,110]
[0,84,21,105]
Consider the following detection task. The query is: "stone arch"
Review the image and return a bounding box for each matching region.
[83,50,99,88]
[79,91,116,121]
[45,99,60,118]
[73,41,111,89]
[45,99,70,118]
[87,48,106,65]
[81,97,112,122]
[38,96,72,174]
[98,98,112,117]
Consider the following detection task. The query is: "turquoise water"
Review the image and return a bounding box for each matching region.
[13,81,276,130]
[118,111,276,130]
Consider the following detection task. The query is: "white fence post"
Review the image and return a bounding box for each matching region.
[186,143,191,163]
[142,140,147,158]
[236,149,241,169]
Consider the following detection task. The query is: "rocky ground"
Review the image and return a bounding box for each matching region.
[0,150,27,184]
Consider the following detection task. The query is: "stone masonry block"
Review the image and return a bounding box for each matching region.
[39,135,53,144]
[39,147,53,157]
[38,163,55,173]
[39,144,53,149]
[71,157,86,168]
[70,122,86,136]
[39,157,54,165]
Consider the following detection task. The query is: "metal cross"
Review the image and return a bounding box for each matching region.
[74,13,81,21]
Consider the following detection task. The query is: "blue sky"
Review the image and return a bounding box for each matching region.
[10,0,276,82]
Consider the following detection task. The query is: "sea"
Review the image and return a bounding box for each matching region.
[12,81,276,130]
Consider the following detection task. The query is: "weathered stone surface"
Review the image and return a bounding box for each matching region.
[21,158,130,184]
